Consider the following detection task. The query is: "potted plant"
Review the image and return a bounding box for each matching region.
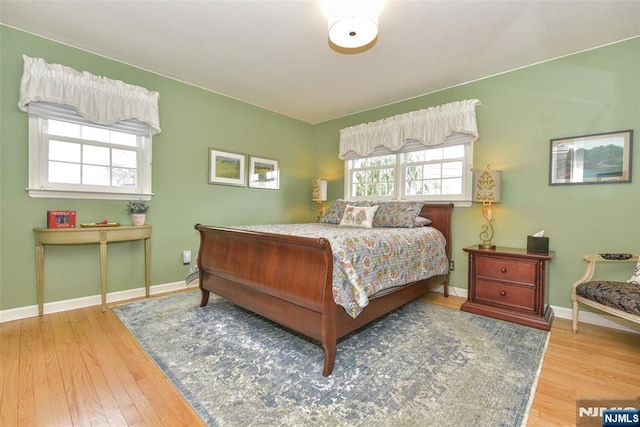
[126,200,149,225]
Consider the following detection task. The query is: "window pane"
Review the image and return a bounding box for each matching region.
[443,145,464,159]
[442,161,462,178]
[81,125,110,143]
[112,149,137,168]
[423,164,441,178]
[425,148,443,161]
[49,140,81,162]
[83,145,110,166]
[405,151,426,162]
[49,161,80,184]
[83,165,110,185]
[112,168,137,187]
[111,131,137,147]
[442,178,462,194]
[48,120,80,138]
[353,154,395,168]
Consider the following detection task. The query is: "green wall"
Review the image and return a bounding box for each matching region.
[315,37,640,307]
[1,24,638,313]
[0,26,315,310]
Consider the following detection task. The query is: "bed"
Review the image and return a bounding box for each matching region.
[194,202,453,376]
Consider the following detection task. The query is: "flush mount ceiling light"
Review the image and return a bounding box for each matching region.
[323,0,383,49]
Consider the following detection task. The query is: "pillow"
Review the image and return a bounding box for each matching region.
[413,216,432,227]
[339,205,379,229]
[373,201,424,228]
[319,199,371,224]
[627,257,640,285]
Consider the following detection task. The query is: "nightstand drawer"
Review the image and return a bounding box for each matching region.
[476,257,536,285]
[475,280,535,311]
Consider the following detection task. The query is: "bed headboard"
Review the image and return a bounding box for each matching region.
[419,203,454,259]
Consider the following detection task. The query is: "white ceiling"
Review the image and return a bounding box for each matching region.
[1,0,639,124]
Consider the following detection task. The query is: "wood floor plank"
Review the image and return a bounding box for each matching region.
[39,313,74,426]
[68,308,129,426]
[0,320,21,426]
[17,317,37,425]
[83,305,163,426]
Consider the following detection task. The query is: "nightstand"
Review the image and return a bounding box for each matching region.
[461,246,554,331]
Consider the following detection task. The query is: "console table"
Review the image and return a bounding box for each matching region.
[33,225,152,315]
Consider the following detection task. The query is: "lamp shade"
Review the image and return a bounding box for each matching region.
[473,167,501,203]
[312,179,327,201]
[324,0,382,48]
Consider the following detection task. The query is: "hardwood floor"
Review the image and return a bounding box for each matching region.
[1,291,638,426]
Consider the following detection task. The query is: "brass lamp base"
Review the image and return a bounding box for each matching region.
[478,243,496,250]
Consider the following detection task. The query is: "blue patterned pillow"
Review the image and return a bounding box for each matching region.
[373,201,424,228]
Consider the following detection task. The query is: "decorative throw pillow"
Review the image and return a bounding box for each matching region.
[339,205,379,228]
[413,216,432,227]
[373,201,424,228]
[319,199,372,224]
[627,257,640,285]
[319,199,348,224]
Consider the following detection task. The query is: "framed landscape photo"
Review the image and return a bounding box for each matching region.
[209,148,247,186]
[248,156,279,189]
[549,130,633,185]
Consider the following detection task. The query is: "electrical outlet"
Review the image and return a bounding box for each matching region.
[449,260,455,271]
[183,250,191,265]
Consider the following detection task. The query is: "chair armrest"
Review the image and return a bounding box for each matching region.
[571,254,639,293]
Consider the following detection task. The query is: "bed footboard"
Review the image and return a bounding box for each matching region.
[194,224,338,375]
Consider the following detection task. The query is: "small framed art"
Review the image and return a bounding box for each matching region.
[208,148,247,186]
[248,156,279,189]
[549,130,633,185]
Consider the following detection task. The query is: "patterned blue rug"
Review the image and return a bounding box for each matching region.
[112,291,549,426]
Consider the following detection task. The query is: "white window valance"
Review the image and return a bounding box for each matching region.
[18,55,161,135]
[339,99,481,160]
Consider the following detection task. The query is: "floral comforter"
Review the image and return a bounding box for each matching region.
[233,223,449,318]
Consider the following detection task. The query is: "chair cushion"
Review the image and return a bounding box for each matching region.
[576,281,640,316]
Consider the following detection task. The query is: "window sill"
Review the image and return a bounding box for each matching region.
[27,188,152,201]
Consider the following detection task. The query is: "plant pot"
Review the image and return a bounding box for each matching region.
[131,213,146,226]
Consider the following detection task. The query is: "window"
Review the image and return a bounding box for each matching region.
[27,103,152,200]
[19,56,159,200]
[345,141,473,204]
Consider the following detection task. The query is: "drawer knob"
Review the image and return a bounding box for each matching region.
[501,268,507,273]
[500,290,507,296]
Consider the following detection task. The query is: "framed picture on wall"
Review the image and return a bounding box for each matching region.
[208,148,247,186]
[549,130,633,185]
[248,156,279,189]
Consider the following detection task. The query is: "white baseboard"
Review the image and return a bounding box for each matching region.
[2,282,638,335]
[0,281,196,323]
[551,304,640,334]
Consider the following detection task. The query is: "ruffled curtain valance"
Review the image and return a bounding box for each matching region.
[18,55,161,135]
[339,99,481,159]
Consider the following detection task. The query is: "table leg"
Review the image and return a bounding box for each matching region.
[99,231,108,312]
[144,237,151,297]
[35,243,44,316]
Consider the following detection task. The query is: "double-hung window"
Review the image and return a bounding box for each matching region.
[344,140,473,204]
[27,103,152,200]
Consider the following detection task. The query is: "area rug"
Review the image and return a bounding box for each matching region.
[112,291,549,426]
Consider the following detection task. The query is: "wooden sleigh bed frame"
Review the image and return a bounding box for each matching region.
[195,203,453,376]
